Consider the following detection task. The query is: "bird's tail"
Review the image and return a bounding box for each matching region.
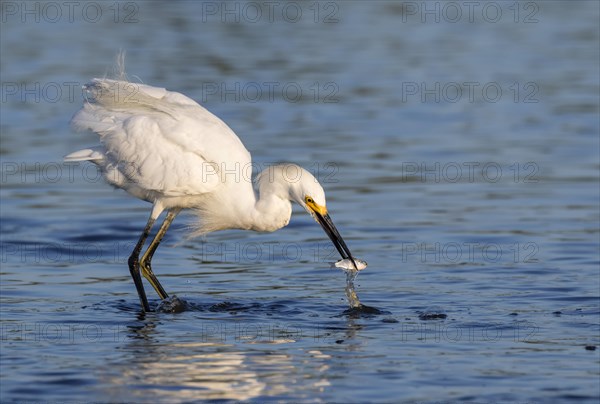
[63,147,105,163]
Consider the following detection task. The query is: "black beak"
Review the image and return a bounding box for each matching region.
[314,211,359,270]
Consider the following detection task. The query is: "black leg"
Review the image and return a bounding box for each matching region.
[140,208,181,300]
[128,207,162,312]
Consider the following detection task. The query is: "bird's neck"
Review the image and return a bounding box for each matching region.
[197,166,296,234]
[249,188,293,233]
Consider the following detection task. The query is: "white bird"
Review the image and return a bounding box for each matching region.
[65,74,358,312]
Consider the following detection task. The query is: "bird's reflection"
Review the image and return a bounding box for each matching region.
[98,316,344,401]
[94,297,383,401]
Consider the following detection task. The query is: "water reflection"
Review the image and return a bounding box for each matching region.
[102,318,268,400]
[105,343,267,401]
[97,315,347,401]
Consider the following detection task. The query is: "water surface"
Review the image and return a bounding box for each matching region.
[1,1,599,402]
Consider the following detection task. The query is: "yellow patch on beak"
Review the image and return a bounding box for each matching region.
[305,196,328,217]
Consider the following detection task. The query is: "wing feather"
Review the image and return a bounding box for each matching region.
[70,79,251,198]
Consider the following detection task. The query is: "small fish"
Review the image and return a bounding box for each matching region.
[331,258,368,271]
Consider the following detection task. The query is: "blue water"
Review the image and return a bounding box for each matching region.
[1,1,599,402]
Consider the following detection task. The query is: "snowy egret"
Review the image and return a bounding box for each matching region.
[65,75,358,312]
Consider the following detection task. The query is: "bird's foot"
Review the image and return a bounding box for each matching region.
[156,295,187,313]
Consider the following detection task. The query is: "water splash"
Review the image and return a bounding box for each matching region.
[331,258,367,308]
[156,295,188,313]
[344,269,362,308]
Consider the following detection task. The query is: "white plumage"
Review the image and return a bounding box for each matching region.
[66,73,357,312]
[67,79,248,206]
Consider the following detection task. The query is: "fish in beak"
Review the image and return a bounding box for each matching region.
[305,197,359,270]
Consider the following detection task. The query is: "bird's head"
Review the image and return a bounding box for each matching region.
[256,164,358,268]
[286,165,359,269]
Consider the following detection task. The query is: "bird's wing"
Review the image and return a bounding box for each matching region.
[70,79,251,197]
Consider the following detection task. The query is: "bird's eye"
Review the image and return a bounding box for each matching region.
[305,196,314,204]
